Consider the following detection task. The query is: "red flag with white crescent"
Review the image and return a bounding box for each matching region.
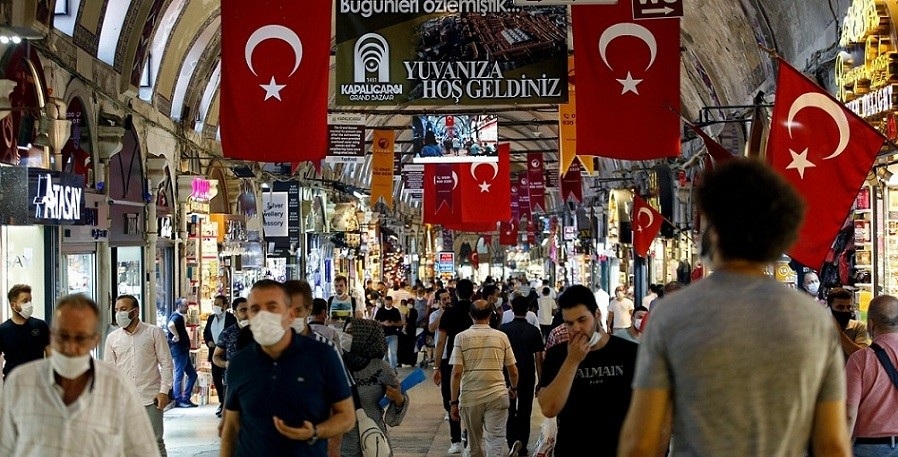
[499,220,518,246]
[220,0,332,162]
[572,1,680,160]
[460,144,511,224]
[632,195,663,257]
[768,58,885,269]
[423,163,460,225]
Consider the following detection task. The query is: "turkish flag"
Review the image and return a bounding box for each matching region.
[423,163,460,225]
[687,123,734,167]
[220,0,331,163]
[572,2,680,160]
[499,220,518,246]
[768,58,885,269]
[460,144,511,224]
[632,195,663,257]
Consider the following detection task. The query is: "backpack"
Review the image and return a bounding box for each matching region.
[357,408,391,457]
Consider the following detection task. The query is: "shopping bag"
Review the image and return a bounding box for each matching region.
[533,417,557,457]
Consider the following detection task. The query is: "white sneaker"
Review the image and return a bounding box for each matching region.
[447,442,464,454]
[444,411,449,420]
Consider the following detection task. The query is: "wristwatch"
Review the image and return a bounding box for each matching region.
[308,425,319,445]
[450,400,459,406]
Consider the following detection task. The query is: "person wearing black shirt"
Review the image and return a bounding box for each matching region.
[374,296,403,369]
[433,279,475,455]
[167,298,198,408]
[500,296,545,457]
[0,284,49,379]
[538,285,638,456]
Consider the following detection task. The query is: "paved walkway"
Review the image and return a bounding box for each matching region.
[166,366,548,457]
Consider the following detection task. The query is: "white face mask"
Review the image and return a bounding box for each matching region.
[340,333,354,353]
[290,316,307,334]
[212,305,223,316]
[806,282,820,295]
[51,351,91,379]
[238,319,250,328]
[634,318,644,332]
[250,310,286,346]
[587,330,601,347]
[115,309,136,328]
[17,303,33,319]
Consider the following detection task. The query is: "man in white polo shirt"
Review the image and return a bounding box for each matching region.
[449,299,518,457]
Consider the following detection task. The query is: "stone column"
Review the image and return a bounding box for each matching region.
[96,125,124,341]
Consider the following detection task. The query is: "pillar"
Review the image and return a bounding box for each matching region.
[97,125,124,336]
[145,156,168,323]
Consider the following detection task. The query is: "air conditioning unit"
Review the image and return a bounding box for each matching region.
[7,0,55,40]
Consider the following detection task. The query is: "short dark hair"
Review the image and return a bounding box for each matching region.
[335,275,348,285]
[558,284,597,314]
[311,298,329,316]
[435,288,449,301]
[115,294,139,310]
[634,306,649,314]
[826,287,853,306]
[214,295,229,307]
[251,279,291,302]
[232,297,247,308]
[698,159,805,263]
[284,280,312,307]
[541,286,550,296]
[511,296,530,316]
[7,284,30,303]
[482,284,498,299]
[456,279,474,300]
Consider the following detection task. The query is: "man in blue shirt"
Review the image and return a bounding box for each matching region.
[220,280,354,457]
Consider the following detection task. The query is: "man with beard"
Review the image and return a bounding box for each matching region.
[827,287,871,359]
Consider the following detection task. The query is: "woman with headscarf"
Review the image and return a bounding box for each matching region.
[340,318,409,457]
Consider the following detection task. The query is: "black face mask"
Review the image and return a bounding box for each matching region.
[831,309,853,329]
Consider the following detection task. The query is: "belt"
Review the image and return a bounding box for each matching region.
[855,437,898,445]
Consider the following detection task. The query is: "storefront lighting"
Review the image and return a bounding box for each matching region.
[260,182,270,189]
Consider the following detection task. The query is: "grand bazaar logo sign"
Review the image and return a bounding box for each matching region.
[836,0,898,139]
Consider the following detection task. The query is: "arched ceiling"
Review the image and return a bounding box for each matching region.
[46,0,846,207]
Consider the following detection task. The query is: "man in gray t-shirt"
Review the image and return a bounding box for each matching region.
[618,159,851,457]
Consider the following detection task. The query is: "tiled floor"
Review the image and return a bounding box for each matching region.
[165,366,547,457]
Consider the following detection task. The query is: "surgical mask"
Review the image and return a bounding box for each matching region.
[806,282,820,295]
[238,319,250,328]
[17,303,33,319]
[634,318,644,332]
[50,351,91,379]
[587,330,601,347]
[340,333,354,353]
[115,310,136,328]
[250,310,286,346]
[496,297,504,307]
[290,316,307,334]
[212,306,223,316]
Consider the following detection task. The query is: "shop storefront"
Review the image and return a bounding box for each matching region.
[262,179,300,284]
[154,177,176,326]
[179,175,219,313]
[0,167,86,320]
[108,127,147,317]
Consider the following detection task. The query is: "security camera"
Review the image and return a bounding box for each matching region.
[108,199,115,206]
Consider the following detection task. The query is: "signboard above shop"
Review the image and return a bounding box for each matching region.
[335,0,568,106]
[0,167,87,226]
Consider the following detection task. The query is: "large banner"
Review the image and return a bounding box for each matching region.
[370,130,395,209]
[335,0,568,106]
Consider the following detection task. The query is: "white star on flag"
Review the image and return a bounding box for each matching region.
[617,72,643,95]
[478,181,491,193]
[786,148,816,179]
[260,76,286,101]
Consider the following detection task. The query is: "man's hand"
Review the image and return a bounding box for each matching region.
[385,384,404,406]
[567,332,591,364]
[273,417,315,440]
[508,387,518,400]
[172,335,180,343]
[450,404,460,421]
[155,392,169,410]
[432,367,442,386]
[206,341,215,349]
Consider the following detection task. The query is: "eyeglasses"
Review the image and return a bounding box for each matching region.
[52,331,97,346]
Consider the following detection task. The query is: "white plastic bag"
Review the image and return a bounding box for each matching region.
[533,417,557,457]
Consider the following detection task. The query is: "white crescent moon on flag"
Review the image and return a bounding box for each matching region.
[245,25,303,77]
[637,207,654,228]
[470,162,499,181]
[787,92,849,161]
[598,23,657,71]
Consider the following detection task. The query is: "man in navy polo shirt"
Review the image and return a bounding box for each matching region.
[220,280,354,457]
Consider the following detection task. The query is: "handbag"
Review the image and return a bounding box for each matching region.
[352,385,391,457]
[870,343,898,389]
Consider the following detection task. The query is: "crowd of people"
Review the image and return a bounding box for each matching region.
[0,159,896,457]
